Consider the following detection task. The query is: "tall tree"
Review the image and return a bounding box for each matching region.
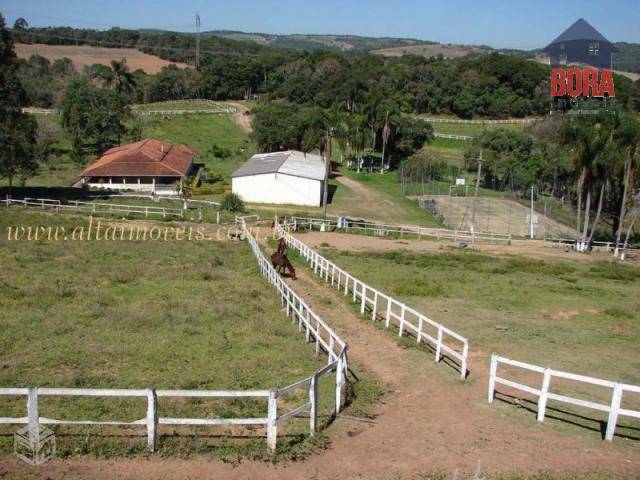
[0,14,38,191]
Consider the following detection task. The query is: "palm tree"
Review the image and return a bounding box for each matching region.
[106,59,136,96]
[614,113,640,254]
[381,111,391,174]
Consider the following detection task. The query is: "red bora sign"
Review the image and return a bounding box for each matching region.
[551,67,616,98]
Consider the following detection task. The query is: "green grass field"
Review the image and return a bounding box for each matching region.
[1,113,252,196]
[0,209,377,460]
[297,240,640,437]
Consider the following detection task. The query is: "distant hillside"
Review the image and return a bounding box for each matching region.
[205,30,436,52]
[613,42,640,73]
[372,43,492,59]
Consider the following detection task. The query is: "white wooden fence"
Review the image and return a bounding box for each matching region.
[421,117,539,125]
[433,133,473,141]
[276,223,469,379]
[488,355,640,442]
[0,219,348,454]
[2,197,184,219]
[289,216,512,245]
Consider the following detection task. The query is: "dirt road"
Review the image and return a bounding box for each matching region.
[227,102,253,133]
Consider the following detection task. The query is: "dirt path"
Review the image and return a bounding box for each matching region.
[294,230,638,264]
[226,102,253,133]
[5,240,638,479]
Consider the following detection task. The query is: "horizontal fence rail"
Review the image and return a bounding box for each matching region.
[488,355,640,442]
[0,217,349,454]
[237,216,350,438]
[433,132,474,141]
[276,223,469,380]
[2,198,184,219]
[420,117,540,125]
[289,216,511,245]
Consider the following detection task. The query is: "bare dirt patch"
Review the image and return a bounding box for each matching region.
[293,230,629,264]
[226,102,253,133]
[15,43,188,74]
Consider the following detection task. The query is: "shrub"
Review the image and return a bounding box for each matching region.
[220,192,245,213]
[210,144,232,158]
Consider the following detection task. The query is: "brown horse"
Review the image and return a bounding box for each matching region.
[271,216,286,228]
[271,252,297,280]
[276,237,287,255]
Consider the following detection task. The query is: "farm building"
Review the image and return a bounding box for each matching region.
[79,139,197,195]
[543,18,618,69]
[232,151,326,206]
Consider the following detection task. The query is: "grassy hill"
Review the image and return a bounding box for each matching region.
[206,30,436,52]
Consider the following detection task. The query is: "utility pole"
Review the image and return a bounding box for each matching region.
[195,12,201,70]
[530,185,535,239]
[323,129,333,218]
[470,149,483,234]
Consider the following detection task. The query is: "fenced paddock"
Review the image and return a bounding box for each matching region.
[0,213,349,454]
[488,355,640,442]
[288,216,511,245]
[1,197,185,219]
[276,223,469,380]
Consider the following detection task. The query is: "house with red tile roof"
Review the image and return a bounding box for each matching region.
[79,139,197,195]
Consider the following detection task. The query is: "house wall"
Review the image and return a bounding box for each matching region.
[232,173,323,207]
[83,177,180,196]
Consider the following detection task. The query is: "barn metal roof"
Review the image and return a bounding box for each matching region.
[232,151,325,181]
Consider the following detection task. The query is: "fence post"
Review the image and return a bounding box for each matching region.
[398,305,406,337]
[328,336,334,365]
[267,390,278,451]
[435,327,443,361]
[146,389,158,452]
[309,373,318,435]
[315,319,321,355]
[27,387,39,445]
[385,298,392,328]
[372,291,378,320]
[417,317,424,344]
[360,284,366,314]
[488,355,498,404]
[335,355,343,415]
[537,369,551,422]
[605,383,623,441]
[460,343,468,381]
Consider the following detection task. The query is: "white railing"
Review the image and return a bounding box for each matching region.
[488,355,640,442]
[0,219,348,454]
[433,132,474,141]
[2,197,184,219]
[289,215,511,245]
[421,117,540,125]
[239,215,349,418]
[276,223,468,379]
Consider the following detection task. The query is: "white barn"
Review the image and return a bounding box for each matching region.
[231,151,326,207]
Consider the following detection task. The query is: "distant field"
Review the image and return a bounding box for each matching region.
[15,43,188,74]
[373,43,489,58]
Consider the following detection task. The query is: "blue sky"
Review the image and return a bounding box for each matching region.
[1,0,639,50]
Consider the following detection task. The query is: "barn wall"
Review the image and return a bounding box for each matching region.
[232,173,322,206]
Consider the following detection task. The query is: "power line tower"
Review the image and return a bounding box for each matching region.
[195,12,201,70]
[470,149,483,234]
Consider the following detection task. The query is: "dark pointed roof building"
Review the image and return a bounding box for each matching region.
[543,18,618,69]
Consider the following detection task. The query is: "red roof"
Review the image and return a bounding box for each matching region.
[80,139,197,178]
